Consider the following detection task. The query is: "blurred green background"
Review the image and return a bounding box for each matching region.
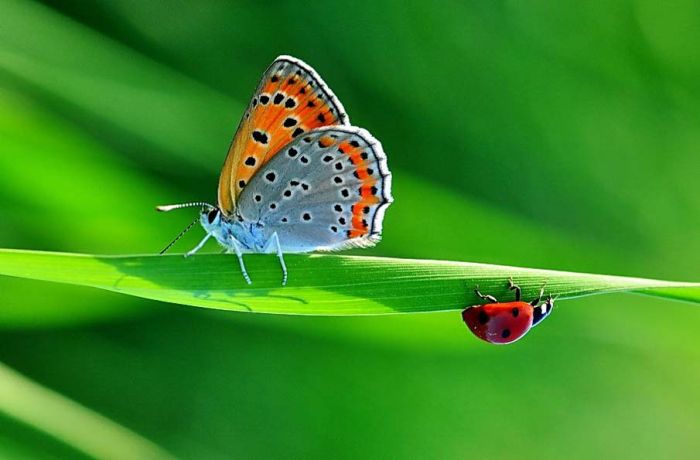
[1,0,699,458]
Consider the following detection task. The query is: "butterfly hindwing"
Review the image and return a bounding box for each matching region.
[237,127,392,252]
[217,55,350,214]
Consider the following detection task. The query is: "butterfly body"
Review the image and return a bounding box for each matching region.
[200,209,266,253]
[159,56,393,284]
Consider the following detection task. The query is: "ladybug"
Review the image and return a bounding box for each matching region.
[462,278,554,344]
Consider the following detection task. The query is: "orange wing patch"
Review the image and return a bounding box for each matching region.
[337,139,381,239]
[217,56,349,215]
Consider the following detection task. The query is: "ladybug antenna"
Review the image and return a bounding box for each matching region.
[542,295,558,312]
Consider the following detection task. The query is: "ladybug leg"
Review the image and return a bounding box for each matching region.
[530,283,547,306]
[474,285,498,303]
[507,277,521,301]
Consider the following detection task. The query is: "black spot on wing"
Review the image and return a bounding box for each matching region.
[252,130,268,144]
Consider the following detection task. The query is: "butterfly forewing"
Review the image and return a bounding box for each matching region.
[217,55,350,215]
[237,127,393,252]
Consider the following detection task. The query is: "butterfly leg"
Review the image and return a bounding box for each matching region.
[263,232,288,286]
[229,237,252,285]
[184,233,212,257]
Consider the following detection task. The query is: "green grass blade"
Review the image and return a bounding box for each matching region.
[0,362,174,460]
[0,249,697,315]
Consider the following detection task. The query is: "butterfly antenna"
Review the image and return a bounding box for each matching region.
[159,216,200,254]
[156,202,213,212]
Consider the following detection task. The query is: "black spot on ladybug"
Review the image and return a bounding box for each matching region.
[478,310,489,325]
[252,130,268,144]
[317,113,326,123]
[283,117,297,128]
[501,329,511,338]
[244,156,256,166]
[512,307,519,317]
[273,93,284,104]
[292,127,304,138]
[265,172,276,183]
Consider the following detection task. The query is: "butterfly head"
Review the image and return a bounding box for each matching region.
[200,205,222,229]
[199,204,237,243]
[204,206,265,252]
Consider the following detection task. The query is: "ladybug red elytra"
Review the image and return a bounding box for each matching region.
[462,279,554,344]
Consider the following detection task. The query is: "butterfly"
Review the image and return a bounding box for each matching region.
[157,55,393,285]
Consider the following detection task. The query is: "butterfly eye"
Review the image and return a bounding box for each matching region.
[207,208,219,224]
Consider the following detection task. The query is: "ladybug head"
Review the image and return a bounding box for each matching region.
[532,295,555,327]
